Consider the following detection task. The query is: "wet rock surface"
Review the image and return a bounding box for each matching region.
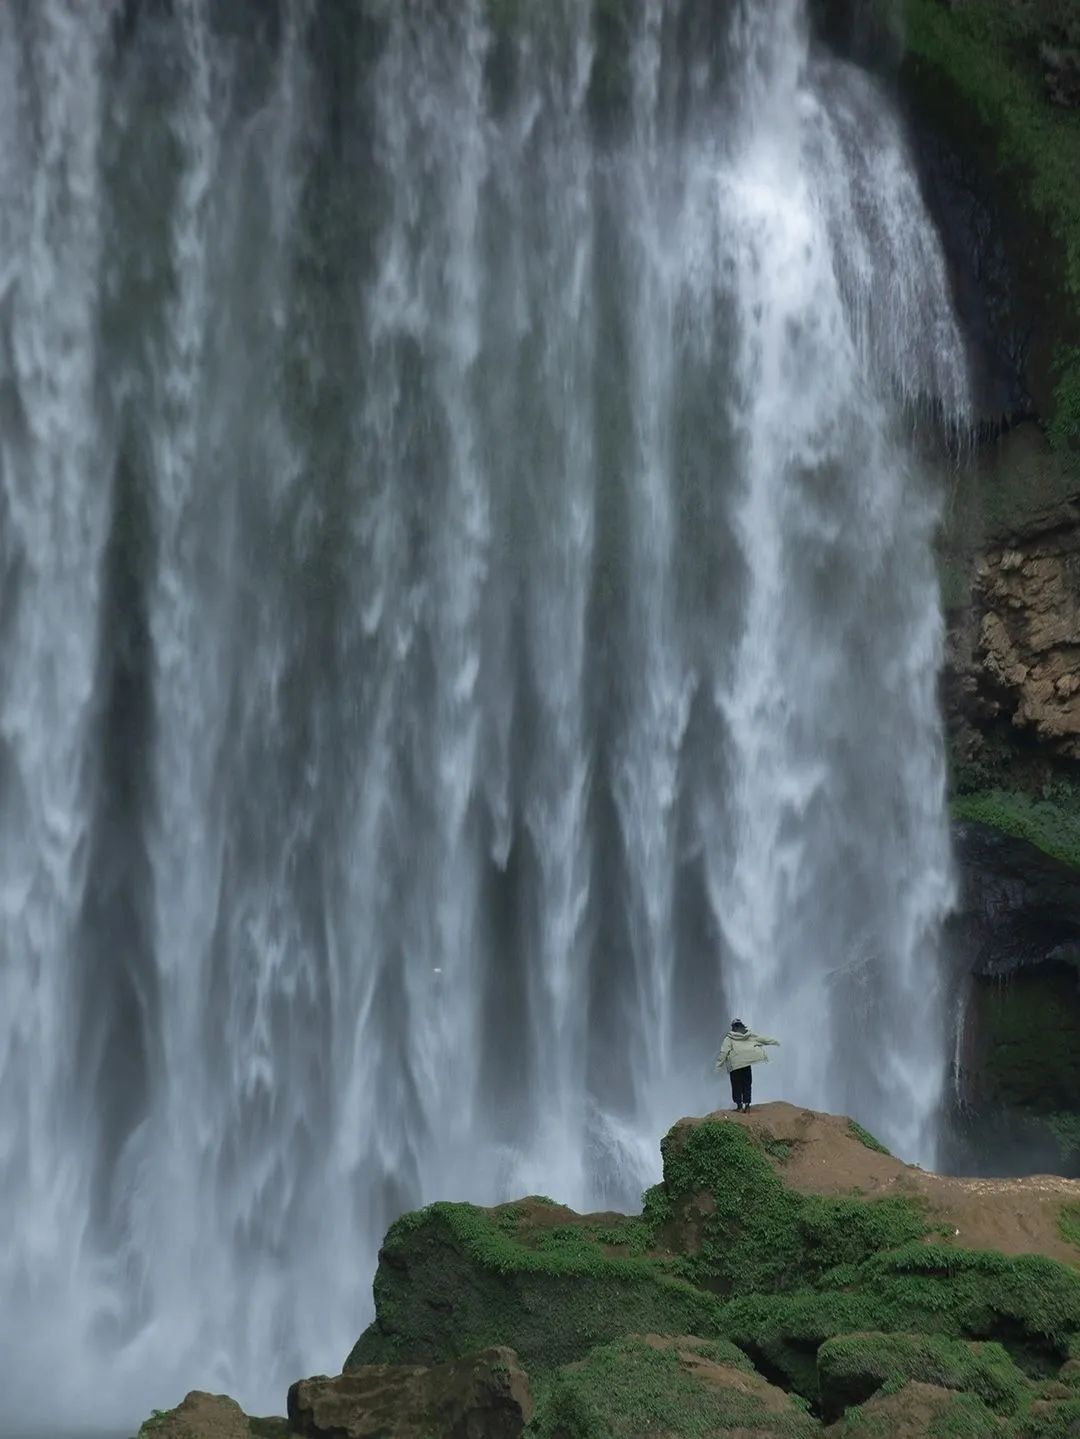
[951,819,1080,980]
[287,1348,533,1439]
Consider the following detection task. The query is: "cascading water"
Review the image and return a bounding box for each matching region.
[0,0,968,1427]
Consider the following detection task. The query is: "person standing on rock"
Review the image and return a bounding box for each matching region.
[714,1019,780,1112]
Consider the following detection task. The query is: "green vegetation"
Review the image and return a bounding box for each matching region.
[1051,345,1080,449]
[902,0,1080,452]
[136,1415,170,1435]
[848,1121,892,1157]
[720,1245,1080,1404]
[527,1335,818,1438]
[765,1137,794,1163]
[1061,1206,1080,1254]
[817,1333,1029,1419]
[951,785,1080,870]
[973,974,1080,1115]
[825,1384,1003,1438]
[136,1406,288,1439]
[346,1198,726,1372]
[659,1120,928,1294]
[343,1116,1080,1433]
[1048,1114,1080,1158]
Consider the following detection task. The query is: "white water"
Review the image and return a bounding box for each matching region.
[0,0,967,1427]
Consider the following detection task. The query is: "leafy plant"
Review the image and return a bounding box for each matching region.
[848,1120,892,1156]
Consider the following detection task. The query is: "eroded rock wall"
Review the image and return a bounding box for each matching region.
[947,496,1080,760]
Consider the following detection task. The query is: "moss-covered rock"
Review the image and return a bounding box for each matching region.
[345,1198,726,1372]
[719,1245,1080,1404]
[134,1391,286,1439]
[824,1380,1002,1437]
[347,1108,1080,1429]
[655,1117,930,1293]
[289,1347,533,1438]
[347,1118,938,1378]
[528,1334,820,1438]
[817,1332,1030,1420]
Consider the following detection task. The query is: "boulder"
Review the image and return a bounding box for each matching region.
[816,1331,1028,1421]
[346,1196,723,1373]
[824,1380,1001,1437]
[530,1333,818,1438]
[287,1347,533,1439]
[134,1392,253,1439]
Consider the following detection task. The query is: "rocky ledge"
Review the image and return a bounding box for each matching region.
[137,1103,1080,1437]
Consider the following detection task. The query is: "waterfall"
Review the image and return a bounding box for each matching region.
[0,0,968,1426]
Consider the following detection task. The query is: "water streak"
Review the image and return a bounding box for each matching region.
[0,0,967,1425]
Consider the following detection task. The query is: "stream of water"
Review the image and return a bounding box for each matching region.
[0,0,967,1425]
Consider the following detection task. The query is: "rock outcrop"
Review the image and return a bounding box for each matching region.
[947,498,1080,759]
[133,1391,286,1439]
[535,1333,820,1438]
[287,1348,533,1439]
[345,1106,1080,1435]
[951,820,1080,980]
[136,1106,1080,1437]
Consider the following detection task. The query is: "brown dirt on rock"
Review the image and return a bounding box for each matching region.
[490,1197,629,1229]
[641,1336,769,1394]
[289,1346,533,1439]
[639,1336,814,1437]
[142,1391,252,1439]
[679,1102,1080,1268]
[824,1379,1004,1436]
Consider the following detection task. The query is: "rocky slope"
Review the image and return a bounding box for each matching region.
[136,1104,1080,1437]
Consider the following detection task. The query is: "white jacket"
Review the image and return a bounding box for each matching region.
[714,1029,780,1072]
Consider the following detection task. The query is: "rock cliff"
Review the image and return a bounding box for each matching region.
[135,1105,1080,1437]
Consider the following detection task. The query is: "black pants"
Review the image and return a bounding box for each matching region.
[730,1066,752,1107]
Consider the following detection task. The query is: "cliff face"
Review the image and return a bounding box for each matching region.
[947,495,1080,761]
[868,0,1080,1171]
[890,0,1080,822]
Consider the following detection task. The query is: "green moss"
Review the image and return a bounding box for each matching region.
[346,1201,725,1373]
[951,788,1080,870]
[136,1407,288,1439]
[825,1384,1003,1438]
[765,1138,794,1163]
[817,1332,1030,1419]
[848,1121,892,1157]
[720,1245,1080,1403]
[641,1181,673,1228]
[136,1415,170,1436]
[348,1115,1080,1429]
[902,0,1080,450]
[589,1219,654,1254]
[1047,1114,1080,1159]
[973,974,1080,1114]
[1060,1206,1080,1254]
[527,1335,818,1438]
[1050,346,1080,450]
[659,1120,928,1294]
